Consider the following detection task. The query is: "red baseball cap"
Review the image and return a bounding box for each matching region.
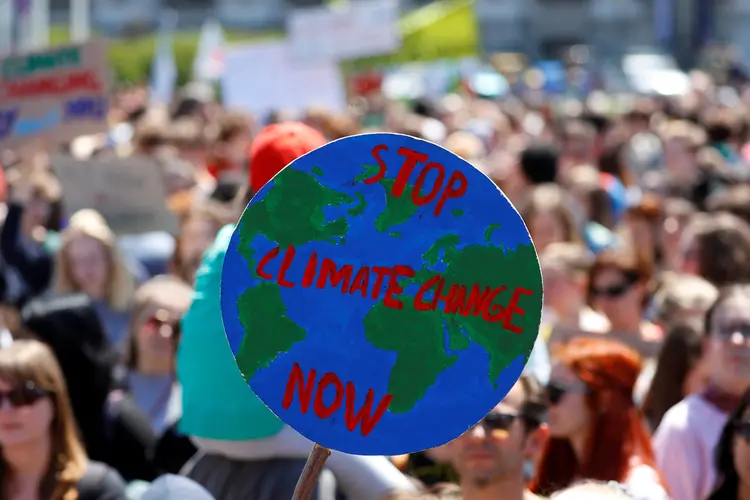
[248,122,327,193]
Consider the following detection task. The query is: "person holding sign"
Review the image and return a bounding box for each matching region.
[179,123,417,500]
[219,131,543,497]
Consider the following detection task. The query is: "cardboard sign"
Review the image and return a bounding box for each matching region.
[220,133,542,455]
[288,0,400,61]
[52,155,178,236]
[0,40,109,149]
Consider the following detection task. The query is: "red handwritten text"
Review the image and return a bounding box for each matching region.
[256,245,531,332]
[1,70,102,100]
[282,362,393,436]
[362,145,468,217]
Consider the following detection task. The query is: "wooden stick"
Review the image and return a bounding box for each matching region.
[291,443,332,500]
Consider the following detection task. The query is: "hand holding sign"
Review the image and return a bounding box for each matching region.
[220,133,542,498]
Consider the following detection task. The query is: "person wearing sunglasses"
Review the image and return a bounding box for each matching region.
[654,284,750,500]
[123,275,192,437]
[708,387,750,499]
[443,375,548,500]
[587,247,663,359]
[530,337,667,499]
[0,339,127,499]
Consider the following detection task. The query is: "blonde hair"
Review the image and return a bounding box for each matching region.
[0,340,87,500]
[540,242,594,279]
[551,480,635,499]
[55,209,135,311]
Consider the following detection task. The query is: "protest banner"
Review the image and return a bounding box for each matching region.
[52,154,179,235]
[220,133,543,495]
[0,39,109,149]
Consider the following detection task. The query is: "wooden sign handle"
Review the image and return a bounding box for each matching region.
[291,443,332,500]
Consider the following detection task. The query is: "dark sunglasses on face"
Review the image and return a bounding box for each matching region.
[713,323,750,341]
[591,280,635,299]
[736,420,750,442]
[545,380,588,406]
[479,411,520,432]
[0,381,51,408]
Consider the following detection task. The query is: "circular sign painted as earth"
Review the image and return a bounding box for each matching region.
[220,133,542,455]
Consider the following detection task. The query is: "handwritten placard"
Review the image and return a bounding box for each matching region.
[220,133,542,455]
[0,40,110,149]
[52,155,178,235]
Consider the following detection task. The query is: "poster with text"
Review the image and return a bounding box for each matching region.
[0,39,110,149]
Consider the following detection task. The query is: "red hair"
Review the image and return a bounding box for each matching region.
[530,338,663,496]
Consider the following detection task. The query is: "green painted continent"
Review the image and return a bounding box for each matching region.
[363,232,541,414]
[235,168,354,379]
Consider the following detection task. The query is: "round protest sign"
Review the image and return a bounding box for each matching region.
[220,133,542,455]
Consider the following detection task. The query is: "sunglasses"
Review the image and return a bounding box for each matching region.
[736,420,750,442]
[479,411,520,432]
[591,280,635,299]
[545,380,588,406]
[0,381,51,408]
[713,323,750,340]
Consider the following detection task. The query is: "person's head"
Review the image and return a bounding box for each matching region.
[124,276,193,374]
[0,340,87,499]
[707,184,750,226]
[660,120,705,184]
[540,243,594,317]
[55,209,135,309]
[247,122,327,196]
[703,284,750,396]
[564,164,614,229]
[642,322,706,430]
[588,246,654,329]
[170,202,232,284]
[447,376,547,490]
[520,184,581,253]
[519,142,559,186]
[8,168,60,233]
[677,212,750,285]
[659,197,697,270]
[651,272,718,330]
[559,119,597,166]
[624,193,662,263]
[709,387,750,500]
[211,111,253,170]
[532,338,658,495]
[386,483,462,500]
[597,139,636,187]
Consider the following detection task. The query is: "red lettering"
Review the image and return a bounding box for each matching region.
[349,266,370,297]
[392,147,429,197]
[313,372,344,419]
[438,284,460,313]
[317,258,353,293]
[503,287,532,333]
[446,285,467,315]
[430,278,446,310]
[414,275,441,311]
[256,246,280,280]
[371,267,392,300]
[412,162,446,206]
[277,245,296,288]
[3,70,102,99]
[383,265,415,310]
[362,145,388,184]
[282,362,316,414]
[302,252,318,288]
[461,284,492,317]
[434,171,468,216]
[482,286,509,323]
[344,382,393,437]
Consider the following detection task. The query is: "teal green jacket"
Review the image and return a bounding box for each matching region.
[178,225,284,440]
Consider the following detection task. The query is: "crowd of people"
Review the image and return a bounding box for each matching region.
[1,71,750,499]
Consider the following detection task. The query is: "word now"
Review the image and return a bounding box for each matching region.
[0,70,102,100]
[283,362,393,436]
[257,245,531,332]
[362,145,468,217]
[2,47,80,80]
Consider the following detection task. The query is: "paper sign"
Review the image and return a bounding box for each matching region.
[220,133,542,455]
[52,155,179,236]
[0,40,110,149]
[221,41,346,120]
[288,0,400,61]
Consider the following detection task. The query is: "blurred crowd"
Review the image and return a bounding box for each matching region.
[3,70,750,499]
